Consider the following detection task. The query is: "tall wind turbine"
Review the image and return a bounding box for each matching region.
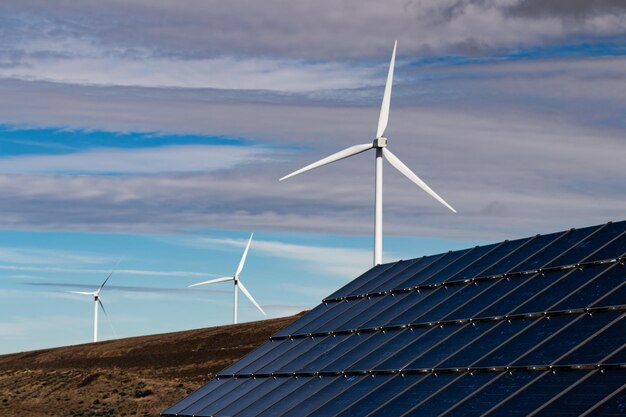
[188,233,266,324]
[280,41,456,266]
[69,271,114,343]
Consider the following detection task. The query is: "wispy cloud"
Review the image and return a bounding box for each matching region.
[193,236,373,278]
[0,144,276,175]
[0,247,108,265]
[26,282,229,295]
[0,264,217,278]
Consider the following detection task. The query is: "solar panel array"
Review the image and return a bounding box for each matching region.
[163,221,626,416]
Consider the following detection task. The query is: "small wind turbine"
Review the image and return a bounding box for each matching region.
[69,271,114,343]
[188,233,266,324]
[280,40,456,266]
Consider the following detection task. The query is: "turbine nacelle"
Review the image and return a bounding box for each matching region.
[373,137,388,148]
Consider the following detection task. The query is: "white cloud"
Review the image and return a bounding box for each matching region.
[0,264,217,278]
[0,144,275,175]
[0,247,108,266]
[193,236,374,278]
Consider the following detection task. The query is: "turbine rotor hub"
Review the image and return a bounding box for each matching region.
[373,137,388,148]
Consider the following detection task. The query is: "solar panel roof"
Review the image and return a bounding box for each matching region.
[163,220,626,416]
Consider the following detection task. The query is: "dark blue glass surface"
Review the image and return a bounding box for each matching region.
[376,325,459,370]
[479,271,566,317]
[475,315,574,367]
[273,302,337,338]
[309,374,395,417]
[348,327,433,371]
[361,289,437,329]
[293,299,358,335]
[480,232,565,277]
[445,278,524,320]
[325,262,397,300]
[194,377,260,415]
[214,377,290,416]
[420,244,500,286]
[553,264,625,310]
[275,334,346,373]
[514,311,621,366]
[369,255,443,293]
[440,320,530,368]
[583,386,626,416]
[546,222,626,268]
[161,378,226,415]
[443,371,541,417]
[221,339,289,375]
[336,292,411,331]
[387,287,462,326]
[513,224,603,272]
[354,258,422,295]
[300,333,374,373]
[448,237,532,282]
[340,375,426,417]
[282,375,364,417]
[313,296,388,334]
[236,376,309,417]
[257,376,336,417]
[407,323,487,369]
[321,330,402,372]
[418,281,490,323]
[405,372,495,416]
[511,267,608,314]
[485,371,583,417]
[239,338,306,374]
[584,229,626,263]
[534,370,624,417]
[178,377,248,416]
[254,336,322,374]
[557,314,625,365]
[392,249,472,290]
[369,374,457,416]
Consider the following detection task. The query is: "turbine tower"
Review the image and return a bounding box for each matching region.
[188,233,266,324]
[280,41,456,266]
[69,271,114,342]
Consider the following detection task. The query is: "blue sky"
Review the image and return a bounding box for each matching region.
[0,0,625,354]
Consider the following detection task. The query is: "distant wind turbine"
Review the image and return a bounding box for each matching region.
[69,270,115,343]
[188,233,266,324]
[280,40,456,266]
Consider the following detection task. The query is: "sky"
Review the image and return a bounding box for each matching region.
[0,0,625,354]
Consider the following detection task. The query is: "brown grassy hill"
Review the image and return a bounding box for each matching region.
[0,313,303,417]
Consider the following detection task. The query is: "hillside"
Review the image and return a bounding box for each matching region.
[0,313,303,417]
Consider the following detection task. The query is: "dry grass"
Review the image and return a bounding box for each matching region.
[0,313,303,417]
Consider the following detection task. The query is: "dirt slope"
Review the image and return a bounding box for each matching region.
[0,313,303,417]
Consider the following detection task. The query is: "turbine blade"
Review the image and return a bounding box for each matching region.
[280,143,373,181]
[98,298,109,319]
[98,258,121,293]
[376,40,397,139]
[235,233,253,277]
[188,276,233,287]
[238,281,266,316]
[383,148,457,213]
[68,291,95,295]
[98,299,118,338]
[98,270,115,293]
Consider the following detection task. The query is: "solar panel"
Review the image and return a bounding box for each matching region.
[162,221,626,417]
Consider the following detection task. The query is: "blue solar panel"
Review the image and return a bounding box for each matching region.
[163,221,626,417]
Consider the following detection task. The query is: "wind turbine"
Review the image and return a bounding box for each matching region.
[69,271,114,343]
[188,233,266,324]
[280,40,456,266]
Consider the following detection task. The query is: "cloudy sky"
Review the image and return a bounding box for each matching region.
[0,0,625,354]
